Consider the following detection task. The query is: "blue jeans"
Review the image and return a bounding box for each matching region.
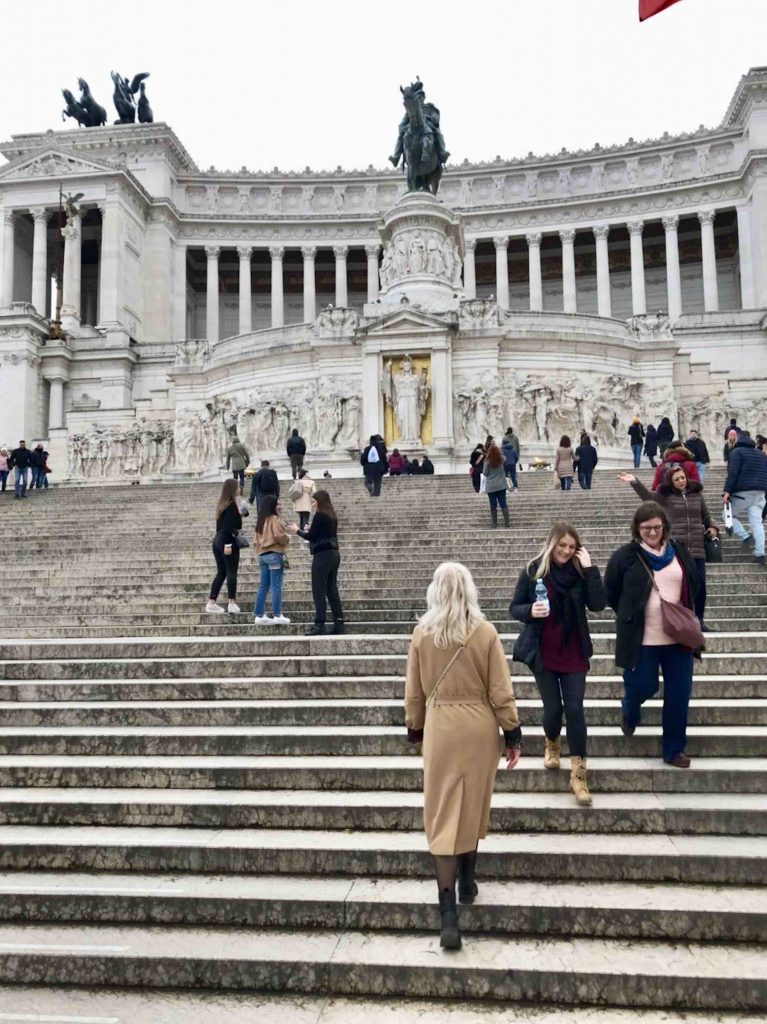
[14,467,28,497]
[30,466,47,489]
[504,464,518,487]
[578,469,593,490]
[632,444,643,468]
[622,644,693,762]
[695,462,706,484]
[0,470,7,491]
[254,552,284,617]
[730,490,766,556]
[560,476,573,491]
[488,488,507,511]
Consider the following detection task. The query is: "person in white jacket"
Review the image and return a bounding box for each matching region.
[289,469,316,528]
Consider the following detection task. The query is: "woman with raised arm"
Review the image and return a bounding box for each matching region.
[405,562,522,951]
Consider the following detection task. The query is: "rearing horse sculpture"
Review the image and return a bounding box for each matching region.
[399,84,443,195]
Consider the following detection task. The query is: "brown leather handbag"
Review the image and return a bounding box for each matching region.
[639,556,704,651]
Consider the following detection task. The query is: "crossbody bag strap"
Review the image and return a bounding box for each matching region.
[425,629,475,710]
[637,553,661,594]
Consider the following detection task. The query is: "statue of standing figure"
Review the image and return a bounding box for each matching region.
[111,71,151,124]
[381,354,428,442]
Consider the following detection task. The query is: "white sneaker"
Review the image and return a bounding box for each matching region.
[254,615,272,626]
[271,614,291,625]
[227,601,241,614]
[205,601,225,614]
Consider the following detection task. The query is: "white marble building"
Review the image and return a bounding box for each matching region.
[1,67,767,480]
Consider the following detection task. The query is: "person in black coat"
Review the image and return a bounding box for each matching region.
[286,429,307,479]
[644,424,658,468]
[207,478,243,615]
[628,419,645,469]
[574,435,598,490]
[9,441,33,499]
[288,489,344,635]
[361,435,388,497]
[249,460,279,509]
[29,444,49,490]
[469,443,484,493]
[685,430,710,485]
[656,418,674,456]
[421,454,435,475]
[510,520,607,805]
[604,501,700,768]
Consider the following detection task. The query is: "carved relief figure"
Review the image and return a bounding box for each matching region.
[409,232,426,274]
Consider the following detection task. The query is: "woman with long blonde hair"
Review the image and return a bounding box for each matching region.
[405,562,521,951]
[510,521,606,805]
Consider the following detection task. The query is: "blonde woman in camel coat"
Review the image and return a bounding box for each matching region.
[288,469,316,529]
[405,562,522,951]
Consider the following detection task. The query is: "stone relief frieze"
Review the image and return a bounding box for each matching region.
[314,306,359,335]
[67,420,174,479]
[380,230,462,290]
[458,299,500,329]
[174,339,210,367]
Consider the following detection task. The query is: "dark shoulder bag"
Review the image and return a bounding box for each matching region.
[638,556,704,651]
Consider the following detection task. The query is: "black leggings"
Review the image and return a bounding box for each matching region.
[299,511,310,529]
[311,548,343,625]
[210,542,240,600]
[534,669,587,757]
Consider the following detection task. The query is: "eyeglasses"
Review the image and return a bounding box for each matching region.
[639,524,664,534]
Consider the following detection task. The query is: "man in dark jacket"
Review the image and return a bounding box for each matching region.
[684,430,710,485]
[724,417,740,440]
[360,434,387,496]
[249,460,280,510]
[286,429,307,479]
[723,433,767,563]
[29,443,49,490]
[9,441,32,498]
[421,454,435,475]
[574,435,598,490]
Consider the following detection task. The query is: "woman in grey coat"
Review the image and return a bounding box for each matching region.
[483,443,510,528]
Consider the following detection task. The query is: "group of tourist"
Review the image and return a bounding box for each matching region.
[361,435,435,497]
[0,441,50,497]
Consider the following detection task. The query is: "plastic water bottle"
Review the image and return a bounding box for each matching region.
[535,579,550,615]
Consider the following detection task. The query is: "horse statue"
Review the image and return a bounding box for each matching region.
[62,89,90,127]
[390,81,446,195]
[78,78,107,127]
[111,71,150,124]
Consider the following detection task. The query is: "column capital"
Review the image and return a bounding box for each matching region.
[364,244,380,258]
[237,245,253,260]
[333,245,349,259]
[269,245,285,260]
[627,220,645,237]
[592,225,610,240]
[302,245,317,259]
[698,209,716,227]
[559,229,576,244]
[493,235,509,251]
[464,238,477,253]
[662,215,680,232]
[525,232,542,247]
[29,207,48,224]
[205,245,220,260]
[3,209,15,226]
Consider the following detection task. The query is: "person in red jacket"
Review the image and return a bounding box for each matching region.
[650,442,700,490]
[388,449,406,475]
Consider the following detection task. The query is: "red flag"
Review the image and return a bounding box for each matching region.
[639,0,683,20]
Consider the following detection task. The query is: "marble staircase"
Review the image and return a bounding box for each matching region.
[0,469,765,1020]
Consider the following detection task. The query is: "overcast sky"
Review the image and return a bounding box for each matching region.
[1,0,766,173]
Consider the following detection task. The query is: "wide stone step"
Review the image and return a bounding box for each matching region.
[0,871,762,943]
[0,920,761,1009]
[0,724,762,757]
[0,755,763,793]
[0,787,762,835]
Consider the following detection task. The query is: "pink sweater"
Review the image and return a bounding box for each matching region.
[641,544,683,646]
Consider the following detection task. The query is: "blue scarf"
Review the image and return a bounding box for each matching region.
[639,539,676,572]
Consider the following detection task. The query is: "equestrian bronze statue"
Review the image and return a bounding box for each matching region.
[389,78,450,195]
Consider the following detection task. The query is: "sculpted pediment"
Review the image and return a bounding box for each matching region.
[0,146,117,182]
[360,306,456,337]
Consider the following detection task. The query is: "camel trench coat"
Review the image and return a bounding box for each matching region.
[289,476,316,513]
[405,620,520,855]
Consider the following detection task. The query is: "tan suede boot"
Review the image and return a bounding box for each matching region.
[543,737,561,770]
[570,756,592,805]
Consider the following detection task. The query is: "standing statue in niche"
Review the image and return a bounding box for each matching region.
[381,354,427,442]
[111,71,151,124]
[389,78,449,194]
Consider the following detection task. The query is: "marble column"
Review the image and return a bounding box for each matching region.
[628,220,646,316]
[662,215,682,319]
[270,246,284,328]
[494,236,510,309]
[48,377,65,429]
[237,246,252,335]
[302,246,317,322]
[172,240,187,341]
[1,210,14,306]
[526,233,543,312]
[205,245,220,344]
[365,245,380,302]
[560,229,577,313]
[334,245,348,307]
[593,226,612,318]
[61,213,82,318]
[98,201,121,326]
[736,204,757,309]
[430,346,451,446]
[30,207,48,315]
[463,239,477,299]
[698,210,719,312]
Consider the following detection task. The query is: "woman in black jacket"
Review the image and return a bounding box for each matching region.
[574,435,598,490]
[469,443,485,493]
[644,424,658,468]
[604,501,700,768]
[288,489,344,635]
[656,417,675,456]
[510,520,607,805]
[207,478,243,615]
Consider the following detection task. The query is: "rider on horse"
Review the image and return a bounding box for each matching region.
[389,79,450,168]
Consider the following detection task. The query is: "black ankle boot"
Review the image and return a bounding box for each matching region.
[438,887,461,950]
[457,851,478,904]
[331,620,346,635]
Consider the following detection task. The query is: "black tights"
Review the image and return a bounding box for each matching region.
[433,847,477,892]
[534,669,587,757]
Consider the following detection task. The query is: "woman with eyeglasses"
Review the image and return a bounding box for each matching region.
[604,501,700,768]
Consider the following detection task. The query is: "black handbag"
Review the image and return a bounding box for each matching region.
[234,532,250,549]
[704,534,722,564]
